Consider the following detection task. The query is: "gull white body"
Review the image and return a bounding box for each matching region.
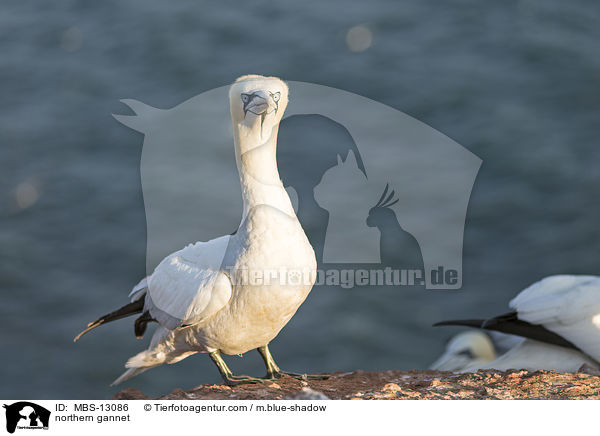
[114,75,316,384]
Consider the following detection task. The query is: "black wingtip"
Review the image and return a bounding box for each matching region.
[436,312,581,353]
[73,299,145,342]
[481,312,518,329]
[73,320,103,342]
[134,311,156,339]
[481,313,580,351]
[433,319,487,328]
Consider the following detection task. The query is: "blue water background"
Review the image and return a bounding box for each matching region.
[1,0,599,398]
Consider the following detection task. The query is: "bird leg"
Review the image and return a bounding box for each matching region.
[209,350,265,386]
[257,345,329,380]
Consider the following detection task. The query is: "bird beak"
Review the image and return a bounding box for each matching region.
[244,90,278,116]
[429,351,470,372]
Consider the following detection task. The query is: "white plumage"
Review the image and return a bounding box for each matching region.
[429,331,498,372]
[77,75,319,386]
[434,275,600,373]
[144,236,232,329]
[468,339,597,373]
[508,275,600,361]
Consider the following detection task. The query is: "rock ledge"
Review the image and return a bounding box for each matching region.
[113,367,600,400]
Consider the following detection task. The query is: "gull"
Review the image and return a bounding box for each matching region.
[75,75,324,386]
[434,275,600,372]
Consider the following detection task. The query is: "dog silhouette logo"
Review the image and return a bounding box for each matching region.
[3,402,50,433]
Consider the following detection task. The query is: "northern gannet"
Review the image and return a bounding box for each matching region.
[75,75,322,386]
[434,275,600,372]
[429,331,497,372]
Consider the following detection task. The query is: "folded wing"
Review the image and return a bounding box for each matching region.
[145,235,233,329]
[510,275,600,360]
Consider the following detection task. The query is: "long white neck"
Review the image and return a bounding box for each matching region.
[233,123,295,222]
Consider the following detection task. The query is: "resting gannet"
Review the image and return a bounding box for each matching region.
[434,275,600,372]
[75,75,323,386]
[429,331,497,372]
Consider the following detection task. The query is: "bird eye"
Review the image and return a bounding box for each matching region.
[271,92,280,102]
[241,94,249,103]
[457,349,475,359]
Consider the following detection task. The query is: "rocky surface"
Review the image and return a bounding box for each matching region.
[113,366,600,400]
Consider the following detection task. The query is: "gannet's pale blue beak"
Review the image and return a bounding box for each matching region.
[241,90,279,116]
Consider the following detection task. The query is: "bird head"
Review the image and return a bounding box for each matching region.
[429,331,496,372]
[229,75,289,144]
[366,183,399,227]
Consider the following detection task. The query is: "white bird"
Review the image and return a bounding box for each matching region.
[429,330,525,371]
[466,338,598,373]
[434,275,600,373]
[75,75,323,386]
[429,331,498,372]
